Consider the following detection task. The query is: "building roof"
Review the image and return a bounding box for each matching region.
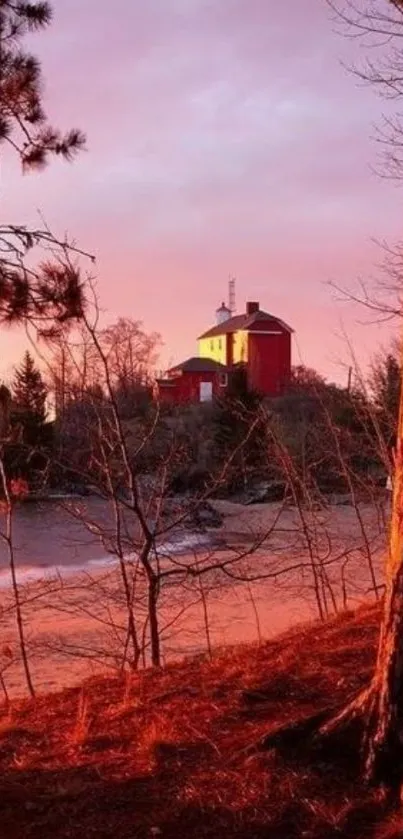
[198,309,293,340]
[167,356,228,374]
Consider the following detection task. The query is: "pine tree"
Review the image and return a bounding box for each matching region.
[0,2,85,168]
[369,351,401,449]
[214,368,265,491]
[0,1,88,332]
[12,351,47,428]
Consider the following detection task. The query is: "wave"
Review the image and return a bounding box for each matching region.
[0,530,214,590]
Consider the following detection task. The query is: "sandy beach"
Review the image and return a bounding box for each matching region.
[0,498,387,698]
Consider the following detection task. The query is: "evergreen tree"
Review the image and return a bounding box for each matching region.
[369,350,400,448]
[3,352,50,485]
[214,367,266,491]
[0,1,87,332]
[12,351,47,429]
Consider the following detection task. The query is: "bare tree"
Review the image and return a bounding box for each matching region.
[100,318,161,391]
[0,1,95,698]
[35,304,295,670]
[316,354,403,791]
[43,330,386,670]
[244,0,403,794]
[327,0,403,180]
[324,0,403,790]
[0,465,34,697]
[1,291,392,695]
[0,389,34,697]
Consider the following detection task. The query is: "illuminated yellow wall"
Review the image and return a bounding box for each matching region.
[198,330,248,364]
[232,330,248,363]
[198,336,227,365]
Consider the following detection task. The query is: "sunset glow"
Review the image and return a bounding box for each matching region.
[3,0,402,381]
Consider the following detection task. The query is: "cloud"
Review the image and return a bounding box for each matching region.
[3,0,400,378]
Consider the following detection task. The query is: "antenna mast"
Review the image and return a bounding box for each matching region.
[228,277,236,314]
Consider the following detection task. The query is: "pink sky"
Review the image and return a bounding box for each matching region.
[2,0,402,384]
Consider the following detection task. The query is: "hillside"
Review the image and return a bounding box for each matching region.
[0,601,399,839]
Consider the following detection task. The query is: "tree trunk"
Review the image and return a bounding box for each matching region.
[117,557,141,670]
[321,369,403,793]
[361,417,403,787]
[148,575,161,667]
[363,355,403,787]
[363,558,403,787]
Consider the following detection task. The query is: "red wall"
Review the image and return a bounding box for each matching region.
[157,371,226,404]
[155,383,177,404]
[247,330,291,396]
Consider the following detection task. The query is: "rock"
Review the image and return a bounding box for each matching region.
[244,481,287,505]
[187,501,223,529]
[329,493,352,506]
[161,498,223,529]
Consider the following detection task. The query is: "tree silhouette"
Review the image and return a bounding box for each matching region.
[12,351,47,426]
[0,1,89,334]
[6,351,50,485]
[369,350,400,449]
[278,0,403,794]
[214,367,265,491]
[0,2,85,168]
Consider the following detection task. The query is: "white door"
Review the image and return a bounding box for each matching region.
[199,381,213,402]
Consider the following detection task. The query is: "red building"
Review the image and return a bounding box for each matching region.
[155,357,228,405]
[156,300,292,404]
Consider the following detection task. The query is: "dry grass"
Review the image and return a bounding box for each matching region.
[70,690,91,747]
[0,601,396,838]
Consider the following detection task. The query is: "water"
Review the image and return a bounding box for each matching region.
[0,498,386,696]
[0,498,212,587]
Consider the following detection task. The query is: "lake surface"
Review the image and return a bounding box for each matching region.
[0,498,387,696]
[0,498,211,586]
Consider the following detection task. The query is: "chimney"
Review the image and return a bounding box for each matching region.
[246,301,259,315]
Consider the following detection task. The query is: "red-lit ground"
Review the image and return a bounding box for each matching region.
[1,601,401,838]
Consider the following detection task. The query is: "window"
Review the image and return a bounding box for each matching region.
[219,373,228,387]
[210,340,214,351]
[218,338,222,350]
